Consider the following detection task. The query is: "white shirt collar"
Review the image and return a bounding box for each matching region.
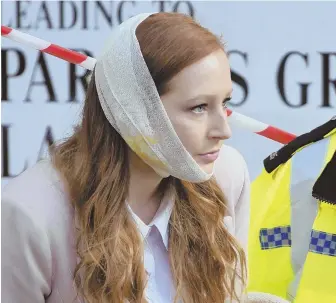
[127,189,174,250]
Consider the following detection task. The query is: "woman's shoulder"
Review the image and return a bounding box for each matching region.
[2,159,73,232]
[2,160,78,302]
[213,144,249,191]
[214,145,250,249]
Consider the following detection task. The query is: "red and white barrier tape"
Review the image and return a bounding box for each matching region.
[1,26,96,70]
[1,25,297,144]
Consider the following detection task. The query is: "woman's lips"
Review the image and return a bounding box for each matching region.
[198,150,220,163]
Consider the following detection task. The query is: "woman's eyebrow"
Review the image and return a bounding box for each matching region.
[185,90,233,104]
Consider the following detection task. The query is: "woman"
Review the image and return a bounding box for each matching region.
[2,12,250,303]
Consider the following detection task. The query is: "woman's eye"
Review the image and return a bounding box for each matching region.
[223,97,232,109]
[191,104,207,113]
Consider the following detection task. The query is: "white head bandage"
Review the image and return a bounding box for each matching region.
[95,13,213,182]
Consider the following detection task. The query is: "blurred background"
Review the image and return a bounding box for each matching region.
[1,0,335,186]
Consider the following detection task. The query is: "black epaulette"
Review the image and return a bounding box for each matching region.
[312,150,336,205]
[263,116,336,174]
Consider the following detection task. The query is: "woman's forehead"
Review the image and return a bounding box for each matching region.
[163,51,232,100]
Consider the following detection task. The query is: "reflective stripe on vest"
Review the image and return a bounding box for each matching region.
[294,134,336,303]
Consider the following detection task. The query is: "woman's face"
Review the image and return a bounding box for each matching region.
[161,50,232,174]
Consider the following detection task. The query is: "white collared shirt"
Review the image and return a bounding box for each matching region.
[128,192,175,303]
[125,144,251,302]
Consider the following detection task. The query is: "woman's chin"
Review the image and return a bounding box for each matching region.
[198,162,215,174]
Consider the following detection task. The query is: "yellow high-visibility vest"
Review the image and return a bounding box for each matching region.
[248,117,336,303]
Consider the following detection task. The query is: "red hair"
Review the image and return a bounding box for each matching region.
[52,12,246,303]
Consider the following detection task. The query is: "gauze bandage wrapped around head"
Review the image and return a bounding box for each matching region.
[94,13,213,182]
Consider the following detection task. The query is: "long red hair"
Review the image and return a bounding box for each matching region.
[52,12,246,303]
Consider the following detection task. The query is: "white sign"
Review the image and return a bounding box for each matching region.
[2,1,335,185]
